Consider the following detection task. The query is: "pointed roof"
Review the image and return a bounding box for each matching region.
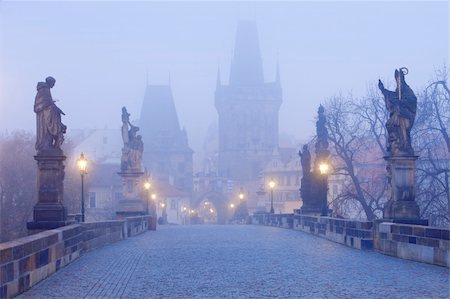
[216,65,221,88]
[276,59,280,85]
[139,84,182,149]
[229,20,264,86]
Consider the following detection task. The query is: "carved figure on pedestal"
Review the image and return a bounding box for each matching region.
[120,107,143,172]
[121,107,131,146]
[379,68,425,224]
[129,134,144,170]
[298,144,311,175]
[315,105,329,155]
[34,77,66,152]
[378,68,417,155]
[28,76,69,230]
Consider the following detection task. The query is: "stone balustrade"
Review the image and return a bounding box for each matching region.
[253,213,373,250]
[252,213,449,267]
[374,221,449,267]
[0,216,150,298]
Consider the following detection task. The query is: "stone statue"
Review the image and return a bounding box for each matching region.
[298,144,311,175]
[129,134,144,169]
[315,105,329,155]
[34,76,66,152]
[378,68,417,155]
[121,107,131,146]
[120,107,143,171]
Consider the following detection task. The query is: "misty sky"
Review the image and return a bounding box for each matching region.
[0,1,448,157]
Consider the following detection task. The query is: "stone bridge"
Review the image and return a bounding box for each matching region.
[1,217,448,298]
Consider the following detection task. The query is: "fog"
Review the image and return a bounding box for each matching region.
[0,1,448,167]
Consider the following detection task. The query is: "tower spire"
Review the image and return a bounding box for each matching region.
[276,57,280,85]
[216,64,221,88]
[229,20,264,86]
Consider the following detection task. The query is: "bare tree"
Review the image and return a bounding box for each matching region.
[414,66,450,226]
[325,66,449,226]
[0,131,36,242]
[325,94,387,220]
[0,132,81,242]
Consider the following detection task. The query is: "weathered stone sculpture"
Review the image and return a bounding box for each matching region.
[299,144,311,175]
[315,105,329,156]
[34,76,67,153]
[298,145,312,206]
[117,107,146,217]
[378,68,417,156]
[120,107,143,172]
[28,77,69,229]
[299,106,330,216]
[379,68,426,224]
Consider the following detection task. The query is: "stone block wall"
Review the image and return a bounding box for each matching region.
[0,216,150,298]
[252,213,372,250]
[252,213,449,267]
[125,216,149,237]
[81,221,126,252]
[0,225,82,299]
[293,215,373,250]
[374,222,450,267]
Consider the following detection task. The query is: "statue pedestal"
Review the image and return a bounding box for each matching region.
[299,175,328,216]
[116,171,146,217]
[27,150,71,230]
[383,155,427,225]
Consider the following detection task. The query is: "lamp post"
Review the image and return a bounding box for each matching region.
[319,162,330,216]
[159,199,167,224]
[182,206,188,225]
[237,187,248,222]
[77,153,88,222]
[144,179,151,215]
[319,162,329,175]
[269,179,275,214]
[239,189,244,201]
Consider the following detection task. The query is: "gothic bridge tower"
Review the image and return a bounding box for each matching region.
[215,20,282,185]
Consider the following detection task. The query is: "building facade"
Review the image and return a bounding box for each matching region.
[260,148,302,214]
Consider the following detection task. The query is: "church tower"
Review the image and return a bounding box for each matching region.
[140,84,193,193]
[215,20,282,183]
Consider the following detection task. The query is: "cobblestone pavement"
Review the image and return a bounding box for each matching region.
[19,225,449,298]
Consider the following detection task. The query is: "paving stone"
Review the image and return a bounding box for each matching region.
[18,225,449,298]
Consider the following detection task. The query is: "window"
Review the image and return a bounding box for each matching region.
[178,163,185,172]
[103,136,108,144]
[89,192,96,208]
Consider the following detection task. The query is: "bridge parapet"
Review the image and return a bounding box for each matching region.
[253,213,372,250]
[374,221,449,267]
[0,216,150,298]
[252,213,450,267]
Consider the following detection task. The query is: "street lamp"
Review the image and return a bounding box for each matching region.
[77,153,88,222]
[319,162,330,216]
[269,179,275,214]
[319,162,329,175]
[239,189,244,201]
[144,179,151,214]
